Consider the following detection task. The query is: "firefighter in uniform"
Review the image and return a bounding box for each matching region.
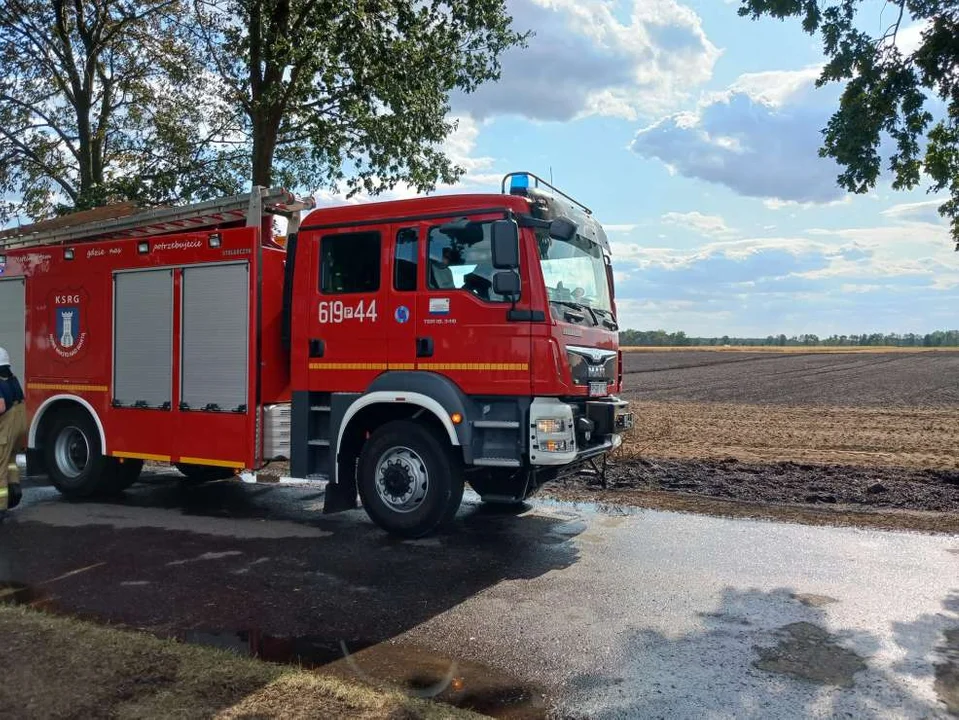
[0,347,26,513]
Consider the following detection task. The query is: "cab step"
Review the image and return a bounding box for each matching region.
[473,457,522,468]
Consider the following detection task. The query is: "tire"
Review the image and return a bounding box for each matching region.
[174,463,237,484]
[357,420,461,538]
[44,407,111,499]
[104,458,144,494]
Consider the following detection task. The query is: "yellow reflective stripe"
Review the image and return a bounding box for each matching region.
[0,487,8,498]
[27,383,109,393]
[309,363,388,371]
[112,451,171,463]
[178,456,243,469]
[416,363,529,371]
[309,362,529,372]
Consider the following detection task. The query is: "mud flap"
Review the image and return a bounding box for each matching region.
[323,479,357,513]
[323,455,357,513]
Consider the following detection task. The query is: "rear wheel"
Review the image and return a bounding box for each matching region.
[44,408,111,498]
[174,463,237,484]
[357,420,461,538]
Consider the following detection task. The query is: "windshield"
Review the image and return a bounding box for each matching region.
[534,228,613,313]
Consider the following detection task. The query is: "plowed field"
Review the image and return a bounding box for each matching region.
[622,349,959,407]
[546,349,959,532]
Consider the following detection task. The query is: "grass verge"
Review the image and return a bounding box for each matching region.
[0,604,482,720]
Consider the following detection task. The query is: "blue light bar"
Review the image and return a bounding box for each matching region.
[509,173,530,194]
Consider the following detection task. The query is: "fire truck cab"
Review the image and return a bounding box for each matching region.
[0,174,631,537]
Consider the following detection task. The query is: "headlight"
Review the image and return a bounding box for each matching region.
[536,418,567,434]
[535,417,574,453]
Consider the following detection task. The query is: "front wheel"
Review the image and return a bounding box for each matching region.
[357,420,462,538]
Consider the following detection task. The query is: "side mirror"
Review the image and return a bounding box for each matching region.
[491,219,520,269]
[493,270,521,299]
[549,217,577,241]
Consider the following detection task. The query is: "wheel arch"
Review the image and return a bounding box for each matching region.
[28,394,108,453]
[335,391,468,484]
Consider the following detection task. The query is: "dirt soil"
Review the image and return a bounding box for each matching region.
[617,401,959,469]
[544,457,959,534]
[546,350,959,533]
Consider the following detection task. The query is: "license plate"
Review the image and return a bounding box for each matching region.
[588,381,608,397]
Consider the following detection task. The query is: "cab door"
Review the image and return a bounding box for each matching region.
[414,212,532,396]
[385,224,421,371]
[308,225,391,392]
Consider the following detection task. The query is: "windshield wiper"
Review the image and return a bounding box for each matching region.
[550,299,598,325]
[590,307,619,331]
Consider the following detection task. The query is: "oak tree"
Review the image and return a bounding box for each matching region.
[194,0,527,196]
[738,1,959,243]
[0,0,242,222]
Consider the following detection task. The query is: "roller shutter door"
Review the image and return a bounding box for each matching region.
[180,263,249,412]
[113,269,173,408]
[0,279,26,375]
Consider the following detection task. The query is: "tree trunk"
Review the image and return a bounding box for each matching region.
[251,107,284,188]
[251,124,276,188]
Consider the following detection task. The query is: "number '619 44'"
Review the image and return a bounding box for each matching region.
[318,299,378,324]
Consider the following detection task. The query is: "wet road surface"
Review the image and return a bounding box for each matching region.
[1,472,957,718]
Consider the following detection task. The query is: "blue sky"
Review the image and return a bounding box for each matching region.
[322,0,958,337]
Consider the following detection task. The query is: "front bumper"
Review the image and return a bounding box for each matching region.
[529,396,631,467]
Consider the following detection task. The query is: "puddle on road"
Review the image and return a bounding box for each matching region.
[754,622,866,688]
[935,627,959,715]
[184,629,548,719]
[792,593,839,608]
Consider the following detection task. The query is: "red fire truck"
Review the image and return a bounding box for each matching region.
[0,174,631,536]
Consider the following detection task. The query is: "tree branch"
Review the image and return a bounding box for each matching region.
[0,126,78,200]
[0,93,81,161]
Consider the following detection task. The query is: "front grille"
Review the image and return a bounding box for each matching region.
[567,346,617,387]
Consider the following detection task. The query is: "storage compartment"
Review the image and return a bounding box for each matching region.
[113,269,173,408]
[0,279,25,374]
[180,263,250,412]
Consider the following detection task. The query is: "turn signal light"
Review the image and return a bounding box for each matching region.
[543,439,568,452]
[451,412,463,425]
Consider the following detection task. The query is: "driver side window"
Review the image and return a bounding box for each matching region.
[427,221,511,303]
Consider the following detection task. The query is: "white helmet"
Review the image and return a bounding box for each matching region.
[0,347,9,366]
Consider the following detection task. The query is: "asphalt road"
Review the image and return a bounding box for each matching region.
[1,473,957,719]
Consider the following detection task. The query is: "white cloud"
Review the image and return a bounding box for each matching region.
[880,198,949,225]
[454,0,720,122]
[608,226,959,335]
[893,21,929,57]
[631,66,846,205]
[604,224,638,233]
[310,115,500,206]
[661,210,735,237]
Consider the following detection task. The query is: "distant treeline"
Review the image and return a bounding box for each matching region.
[619,330,959,347]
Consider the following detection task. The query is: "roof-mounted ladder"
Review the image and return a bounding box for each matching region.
[0,186,316,250]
